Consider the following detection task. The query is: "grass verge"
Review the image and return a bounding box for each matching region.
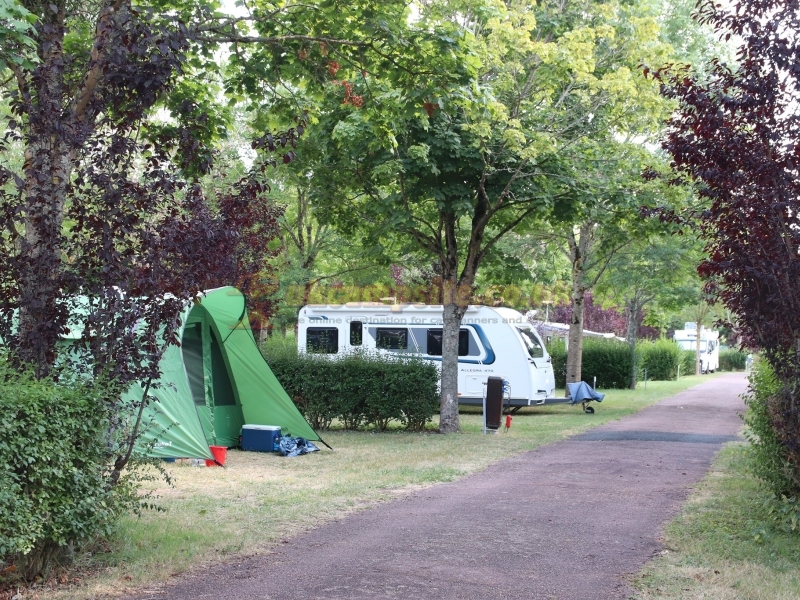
[630,443,800,600]
[39,375,714,599]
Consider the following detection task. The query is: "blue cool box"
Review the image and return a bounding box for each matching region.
[241,425,282,452]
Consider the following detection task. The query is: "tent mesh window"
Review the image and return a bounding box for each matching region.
[182,323,206,406]
[210,328,236,406]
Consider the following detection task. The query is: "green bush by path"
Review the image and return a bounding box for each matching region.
[679,349,696,376]
[263,346,440,431]
[581,338,632,389]
[743,361,799,498]
[639,339,681,381]
[720,349,748,371]
[0,360,139,580]
[547,337,632,389]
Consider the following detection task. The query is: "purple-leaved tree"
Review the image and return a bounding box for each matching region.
[650,0,800,491]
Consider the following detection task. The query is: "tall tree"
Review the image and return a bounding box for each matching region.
[652,0,800,490]
[306,0,673,432]
[0,0,451,376]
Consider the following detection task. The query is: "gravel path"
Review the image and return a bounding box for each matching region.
[126,373,748,600]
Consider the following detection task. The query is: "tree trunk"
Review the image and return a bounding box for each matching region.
[565,223,593,385]
[437,210,476,433]
[302,280,314,305]
[16,9,73,376]
[566,286,585,384]
[626,298,640,389]
[440,300,467,433]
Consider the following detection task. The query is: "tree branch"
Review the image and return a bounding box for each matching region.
[196,33,371,47]
[74,0,128,122]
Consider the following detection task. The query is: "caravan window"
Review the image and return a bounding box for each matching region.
[516,327,545,358]
[426,329,469,356]
[350,321,363,346]
[307,327,339,353]
[376,328,408,350]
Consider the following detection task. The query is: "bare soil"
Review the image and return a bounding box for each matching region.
[122,373,748,600]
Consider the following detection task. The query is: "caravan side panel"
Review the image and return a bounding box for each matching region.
[296,305,556,407]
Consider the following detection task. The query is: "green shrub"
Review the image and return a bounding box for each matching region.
[547,337,632,389]
[0,361,138,580]
[762,493,800,535]
[742,361,798,497]
[679,349,696,376]
[546,339,567,388]
[260,333,297,358]
[720,349,748,371]
[581,337,633,389]
[264,347,439,431]
[639,339,681,381]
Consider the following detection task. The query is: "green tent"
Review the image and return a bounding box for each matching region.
[130,286,320,459]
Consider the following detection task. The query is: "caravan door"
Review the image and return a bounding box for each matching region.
[515,326,556,400]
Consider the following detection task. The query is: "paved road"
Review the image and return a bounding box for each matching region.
[126,373,748,600]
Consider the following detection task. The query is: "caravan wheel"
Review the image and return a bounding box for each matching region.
[584,406,595,414]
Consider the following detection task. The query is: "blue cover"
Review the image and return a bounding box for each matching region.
[566,381,605,404]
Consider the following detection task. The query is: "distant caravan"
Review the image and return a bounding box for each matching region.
[673,323,720,374]
[297,303,558,408]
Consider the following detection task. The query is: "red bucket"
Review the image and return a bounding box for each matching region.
[206,445,227,467]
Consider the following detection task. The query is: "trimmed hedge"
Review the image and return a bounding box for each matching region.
[581,338,633,389]
[264,347,439,431]
[546,337,632,389]
[0,362,137,580]
[639,339,681,381]
[547,339,567,388]
[680,349,696,376]
[720,349,748,371]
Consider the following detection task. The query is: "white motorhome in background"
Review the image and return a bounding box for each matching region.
[673,322,720,374]
[296,303,557,408]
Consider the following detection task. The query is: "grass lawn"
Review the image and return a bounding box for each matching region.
[630,443,800,600]
[41,375,721,599]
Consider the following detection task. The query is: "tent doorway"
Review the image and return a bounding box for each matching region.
[181,304,244,448]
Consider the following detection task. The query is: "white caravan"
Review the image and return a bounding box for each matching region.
[296,304,558,408]
[673,323,720,374]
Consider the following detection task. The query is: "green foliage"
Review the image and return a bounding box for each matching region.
[263,346,439,432]
[639,338,681,381]
[720,349,748,371]
[679,349,696,377]
[581,338,634,389]
[762,494,800,536]
[0,361,139,580]
[547,337,631,389]
[742,361,799,497]
[0,0,38,71]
